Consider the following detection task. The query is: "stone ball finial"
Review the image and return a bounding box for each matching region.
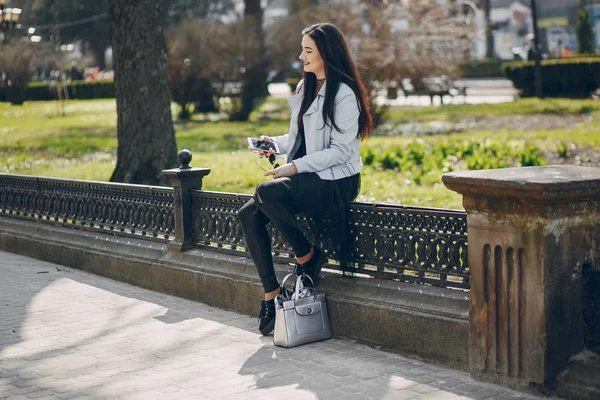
[178,149,192,170]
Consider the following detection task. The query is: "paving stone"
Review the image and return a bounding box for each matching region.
[381,390,419,400]
[488,394,537,400]
[411,375,438,385]
[3,386,39,396]
[454,383,489,394]
[410,383,442,394]
[356,384,388,399]
[469,388,507,399]
[398,369,431,378]
[24,389,55,399]
[388,376,420,391]
[329,367,355,377]
[0,250,552,400]
[303,379,341,391]
[341,394,370,400]
[334,376,361,386]
[437,375,469,388]
[307,388,346,398]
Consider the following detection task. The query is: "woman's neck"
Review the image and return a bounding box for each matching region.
[316,80,325,94]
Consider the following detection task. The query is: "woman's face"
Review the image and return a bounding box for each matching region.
[299,34,325,78]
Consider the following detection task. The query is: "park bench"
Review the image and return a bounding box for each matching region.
[399,76,466,105]
[212,81,242,97]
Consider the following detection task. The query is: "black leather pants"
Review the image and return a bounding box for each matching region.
[238,174,319,293]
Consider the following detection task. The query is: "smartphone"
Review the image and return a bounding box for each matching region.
[247,137,280,154]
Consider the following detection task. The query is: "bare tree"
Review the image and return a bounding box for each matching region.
[166,19,265,119]
[167,20,219,119]
[267,1,474,122]
[0,43,35,105]
[108,0,178,185]
[398,0,473,72]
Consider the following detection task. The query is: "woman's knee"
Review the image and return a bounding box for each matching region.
[255,179,286,205]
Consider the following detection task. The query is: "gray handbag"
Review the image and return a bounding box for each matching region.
[273,273,332,348]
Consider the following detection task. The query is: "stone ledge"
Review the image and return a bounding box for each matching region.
[0,216,469,369]
[442,166,600,202]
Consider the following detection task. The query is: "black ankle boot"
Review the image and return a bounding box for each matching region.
[258,299,275,336]
[302,247,326,286]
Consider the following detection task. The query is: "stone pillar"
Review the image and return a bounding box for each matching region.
[442,166,600,390]
[162,150,210,252]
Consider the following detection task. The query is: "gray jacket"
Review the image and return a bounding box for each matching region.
[271,81,363,180]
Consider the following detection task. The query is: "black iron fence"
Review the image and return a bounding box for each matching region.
[0,174,175,241]
[191,191,469,289]
[0,172,469,289]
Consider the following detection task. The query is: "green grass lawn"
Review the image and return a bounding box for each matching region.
[386,97,600,122]
[1,97,599,210]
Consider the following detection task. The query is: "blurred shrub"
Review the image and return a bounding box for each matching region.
[556,141,569,159]
[502,58,600,98]
[1,80,115,102]
[461,59,504,78]
[67,80,115,99]
[519,145,547,167]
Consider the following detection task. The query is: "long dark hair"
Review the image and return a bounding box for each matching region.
[297,23,373,140]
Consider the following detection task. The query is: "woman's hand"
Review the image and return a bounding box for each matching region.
[264,163,298,179]
[257,135,275,158]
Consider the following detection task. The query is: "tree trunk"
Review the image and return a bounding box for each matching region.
[108,0,178,185]
[232,0,268,122]
[483,0,493,59]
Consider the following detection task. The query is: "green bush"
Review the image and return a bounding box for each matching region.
[461,59,504,78]
[67,80,115,99]
[363,138,546,184]
[2,80,115,102]
[26,81,53,101]
[502,58,600,98]
[556,141,569,159]
[519,145,546,167]
[466,154,509,170]
[379,150,401,170]
[361,148,376,166]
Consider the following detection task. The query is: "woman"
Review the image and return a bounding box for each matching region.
[238,22,373,336]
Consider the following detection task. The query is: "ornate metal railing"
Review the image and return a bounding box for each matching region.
[0,172,469,289]
[0,174,175,241]
[191,191,469,289]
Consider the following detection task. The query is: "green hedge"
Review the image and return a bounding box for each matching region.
[502,58,600,98]
[2,80,115,102]
[461,59,505,78]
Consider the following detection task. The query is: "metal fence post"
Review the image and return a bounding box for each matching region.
[161,150,210,252]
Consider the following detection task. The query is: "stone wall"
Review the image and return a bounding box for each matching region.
[0,216,470,370]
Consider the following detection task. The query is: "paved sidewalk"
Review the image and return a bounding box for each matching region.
[1,251,553,400]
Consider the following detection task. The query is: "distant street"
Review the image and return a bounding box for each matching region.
[268,78,518,106]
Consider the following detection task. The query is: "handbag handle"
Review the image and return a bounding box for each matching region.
[293,274,318,302]
[280,273,297,289]
[280,273,318,303]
